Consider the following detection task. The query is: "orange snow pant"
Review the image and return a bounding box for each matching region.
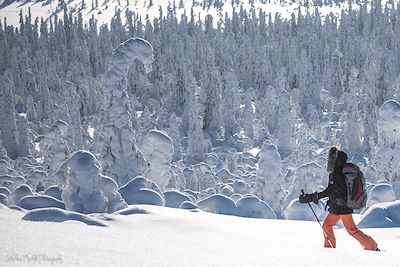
[322,213,378,250]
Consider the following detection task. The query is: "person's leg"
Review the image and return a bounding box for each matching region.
[340,214,378,250]
[322,213,340,248]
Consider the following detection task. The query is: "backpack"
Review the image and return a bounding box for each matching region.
[342,163,367,210]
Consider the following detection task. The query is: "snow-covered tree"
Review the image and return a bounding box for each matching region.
[374,100,400,181]
[140,130,173,190]
[100,38,153,186]
[254,141,285,218]
[55,150,127,214]
[0,76,19,159]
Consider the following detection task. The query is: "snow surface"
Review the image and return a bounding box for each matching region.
[0,204,398,266]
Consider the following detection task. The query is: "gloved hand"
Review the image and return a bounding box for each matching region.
[299,192,319,204]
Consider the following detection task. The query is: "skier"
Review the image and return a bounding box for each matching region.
[299,146,379,251]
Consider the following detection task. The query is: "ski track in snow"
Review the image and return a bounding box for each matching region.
[0,205,398,266]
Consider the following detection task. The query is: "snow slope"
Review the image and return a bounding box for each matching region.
[0,0,348,27]
[0,204,398,266]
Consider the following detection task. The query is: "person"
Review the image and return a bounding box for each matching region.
[299,146,379,251]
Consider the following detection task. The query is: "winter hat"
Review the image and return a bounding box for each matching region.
[326,146,339,172]
[326,146,348,172]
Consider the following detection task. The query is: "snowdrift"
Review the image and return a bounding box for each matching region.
[164,190,192,208]
[236,195,276,219]
[358,200,400,228]
[44,185,62,201]
[118,176,165,206]
[17,195,65,210]
[22,208,107,226]
[197,194,238,216]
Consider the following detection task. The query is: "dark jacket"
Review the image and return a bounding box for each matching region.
[318,151,353,215]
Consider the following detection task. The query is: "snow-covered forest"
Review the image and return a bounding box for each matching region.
[0,0,399,222]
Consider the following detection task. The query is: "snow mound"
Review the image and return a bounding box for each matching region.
[17,195,65,210]
[128,188,163,206]
[230,179,251,195]
[55,151,127,214]
[358,200,400,228]
[236,195,276,219]
[8,184,34,205]
[216,169,240,183]
[44,185,62,200]
[119,176,164,206]
[197,194,238,216]
[366,183,396,208]
[164,190,192,208]
[183,189,198,202]
[230,193,243,202]
[283,199,326,221]
[0,175,14,190]
[115,206,153,215]
[141,130,174,190]
[0,186,11,196]
[22,208,107,227]
[0,193,8,205]
[179,201,199,210]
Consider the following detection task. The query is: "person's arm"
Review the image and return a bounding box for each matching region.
[316,173,333,199]
[299,174,333,203]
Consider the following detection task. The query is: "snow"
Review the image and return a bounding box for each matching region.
[0,186,11,196]
[283,199,327,221]
[0,204,398,266]
[163,190,192,208]
[43,185,62,201]
[118,176,165,206]
[140,130,174,190]
[0,0,353,29]
[358,200,400,228]
[17,195,65,210]
[236,195,276,219]
[197,194,238,216]
[21,208,107,227]
[179,201,199,210]
[55,151,127,214]
[1,0,400,265]
[0,193,7,205]
[366,183,397,209]
[8,184,34,206]
[375,100,400,181]
[100,38,153,187]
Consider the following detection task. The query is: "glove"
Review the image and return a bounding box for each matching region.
[299,192,319,204]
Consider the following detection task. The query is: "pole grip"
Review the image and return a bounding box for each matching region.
[301,189,305,195]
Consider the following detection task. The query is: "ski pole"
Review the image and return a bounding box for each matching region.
[301,190,334,248]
